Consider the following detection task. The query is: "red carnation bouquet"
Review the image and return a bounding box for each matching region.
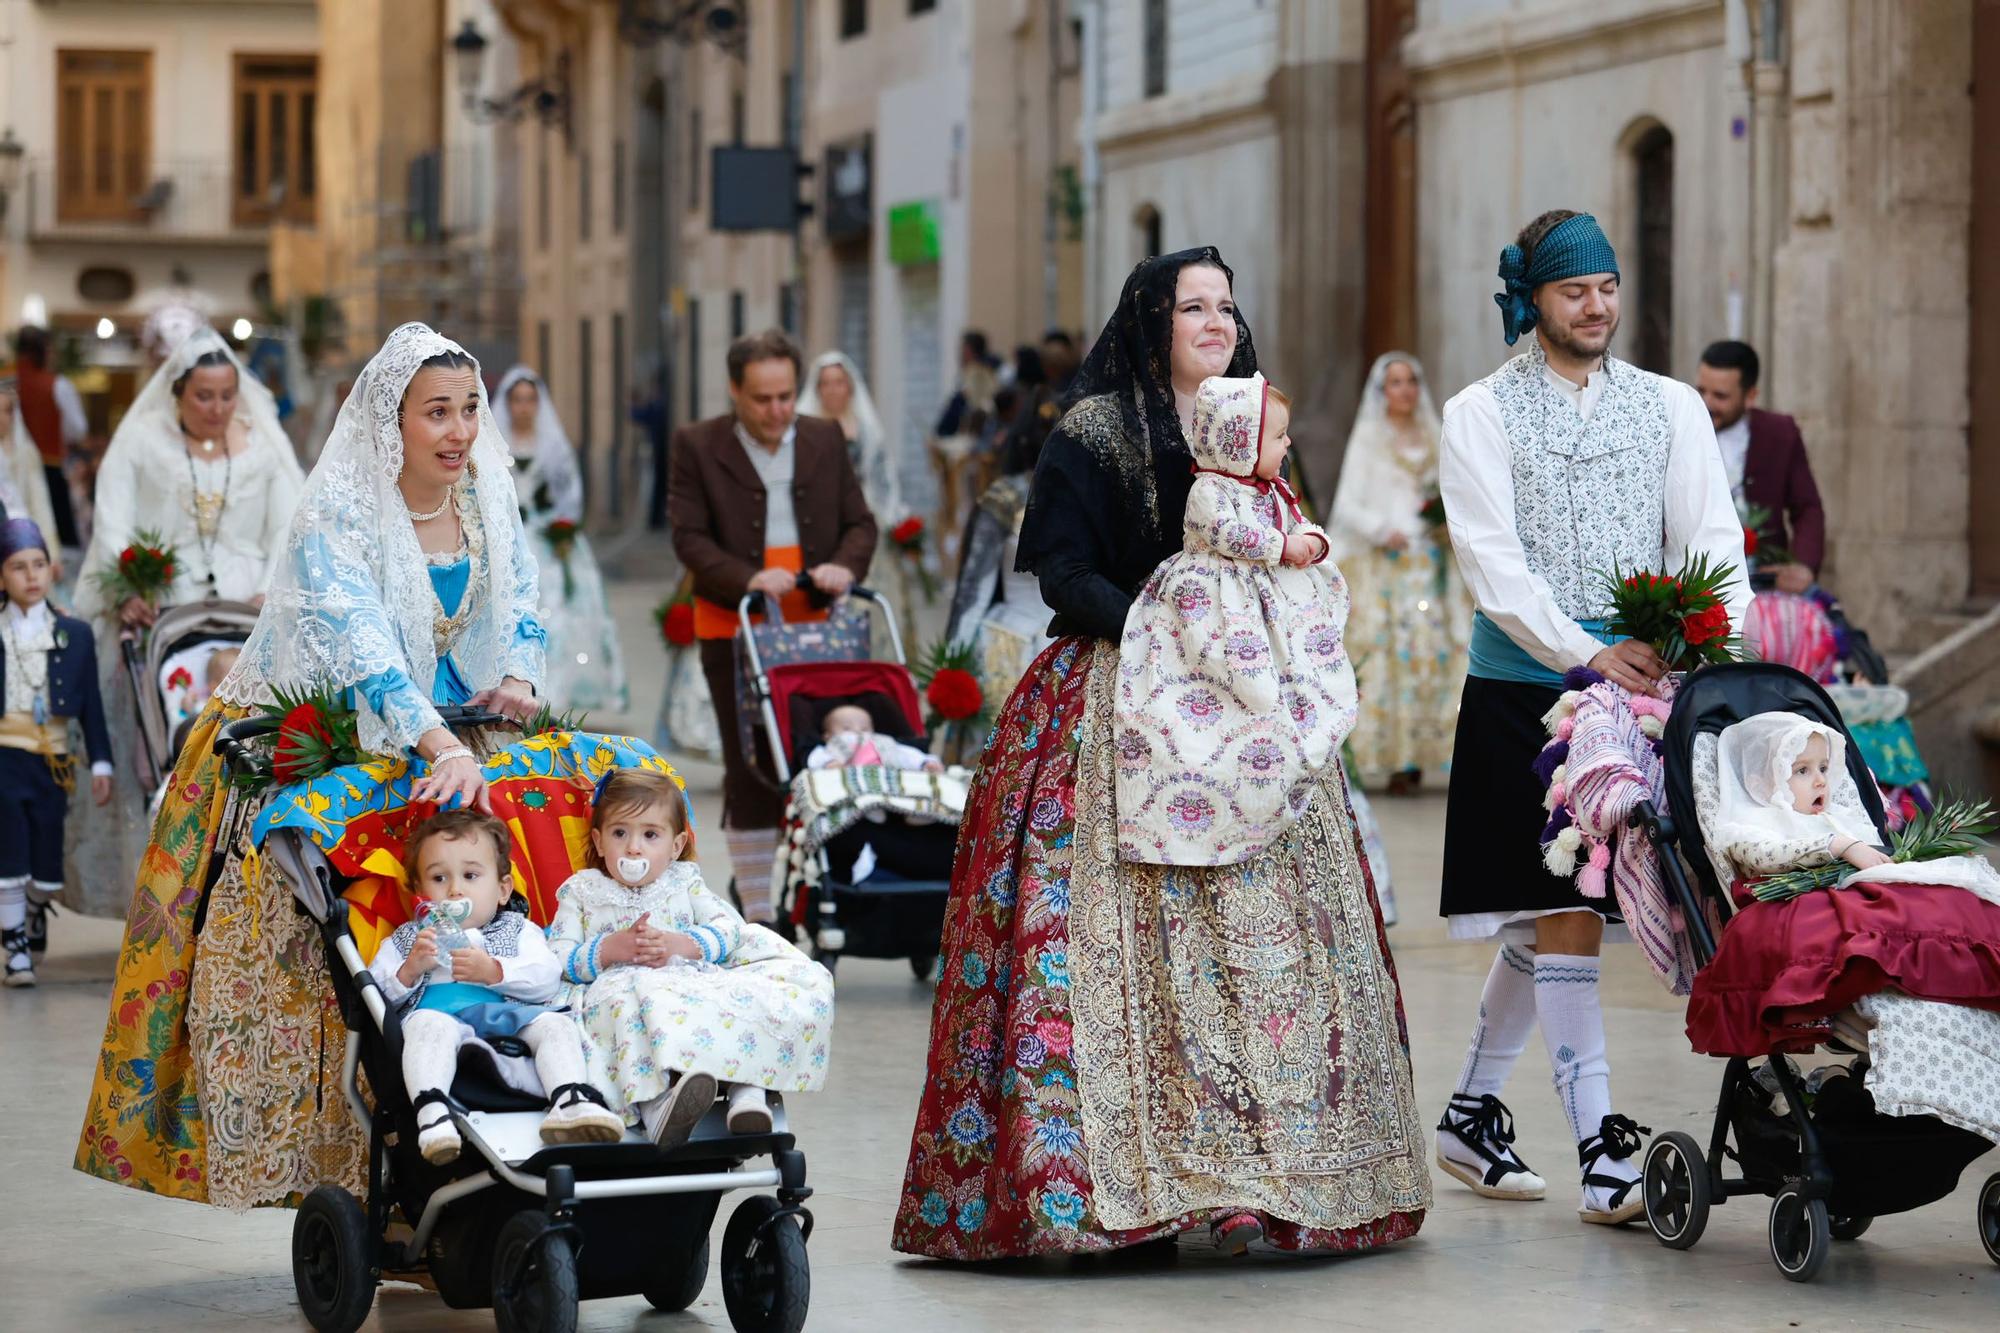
[1736,503,1789,569]
[229,686,367,789]
[1600,552,1743,672]
[95,528,180,616]
[166,665,195,692]
[543,518,580,599]
[889,514,937,602]
[915,637,987,764]
[655,591,696,649]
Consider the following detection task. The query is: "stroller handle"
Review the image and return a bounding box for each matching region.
[213,705,514,775]
[735,574,906,665]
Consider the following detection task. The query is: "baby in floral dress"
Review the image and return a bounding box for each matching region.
[1113,372,1359,865]
[548,769,835,1148]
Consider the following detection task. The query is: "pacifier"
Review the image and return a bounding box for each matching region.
[616,855,653,885]
[421,897,474,925]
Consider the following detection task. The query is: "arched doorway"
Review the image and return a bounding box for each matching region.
[1134,203,1162,262]
[1631,123,1675,374]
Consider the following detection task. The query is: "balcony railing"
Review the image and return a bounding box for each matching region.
[22,156,315,243]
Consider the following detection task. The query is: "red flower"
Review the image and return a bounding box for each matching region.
[891,516,925,547]
[120,548,137,566]
[925,667,984,721]
[167,666,194,691]
[1741,525,1759,557]
[1682,603,1731,646]
[272,701,334,784]
[661,601,696,647]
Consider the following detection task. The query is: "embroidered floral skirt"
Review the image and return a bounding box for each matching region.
[1342,541,1467,787]
[75,700,366,1209]
[893,638,1429,1259]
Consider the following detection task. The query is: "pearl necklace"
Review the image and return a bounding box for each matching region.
[405,487,455,522]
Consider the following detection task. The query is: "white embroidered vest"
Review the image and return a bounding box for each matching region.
[1485,348,1672,621]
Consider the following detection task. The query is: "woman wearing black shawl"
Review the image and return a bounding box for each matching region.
[895,249,1429,1260]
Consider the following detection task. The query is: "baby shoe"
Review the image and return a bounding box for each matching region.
[413,1094,462,1165]
[725,1083,774,1134]
[540,1083,625,1144]
[641,1072,717,1150]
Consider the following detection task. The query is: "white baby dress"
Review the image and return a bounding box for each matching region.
[1112,372,1359,865]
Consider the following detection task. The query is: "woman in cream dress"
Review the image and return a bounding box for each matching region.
[66,329,304,914]
[1327,352,1469,793]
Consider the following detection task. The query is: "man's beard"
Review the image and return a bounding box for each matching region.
[1541,313,1618,363]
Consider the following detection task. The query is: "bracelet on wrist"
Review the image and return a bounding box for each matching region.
[430,744,474,767]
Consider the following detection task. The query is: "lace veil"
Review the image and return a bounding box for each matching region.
[1326,351,1441,559]
[496,365,584,524]
[1019,246,1258,568]
[797,351,897,520]
[1713,712,1877,854]
[217,323,539,753]
[74,327,303,620]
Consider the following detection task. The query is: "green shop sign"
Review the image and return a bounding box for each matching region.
[887,200,941,266]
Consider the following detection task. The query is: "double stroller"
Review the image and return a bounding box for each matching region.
[205,707,815,1333]
[1627,662,2000,1281]
[732,578,956,977]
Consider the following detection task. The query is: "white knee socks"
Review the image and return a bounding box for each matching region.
[0,878,28,970]
[726,828,781,920]
[1454,942,1539,1099]
[1534,953,1612,1144]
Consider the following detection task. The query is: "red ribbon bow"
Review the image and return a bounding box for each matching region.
[1191,464,1308,527]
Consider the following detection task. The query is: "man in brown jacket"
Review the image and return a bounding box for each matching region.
[668,329,878,922]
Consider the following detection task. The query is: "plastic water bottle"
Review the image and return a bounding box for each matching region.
[418,897,474,955]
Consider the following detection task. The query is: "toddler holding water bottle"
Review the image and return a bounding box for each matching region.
[367,809,624,1163]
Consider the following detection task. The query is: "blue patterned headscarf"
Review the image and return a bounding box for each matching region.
[0,518,48,564]
[1494,213,1620,345]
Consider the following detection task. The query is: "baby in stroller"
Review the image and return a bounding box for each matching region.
[365,809,623,1163]
[1686,709,2000,1058]
[551,770,835,1148]
[808,703,942,774]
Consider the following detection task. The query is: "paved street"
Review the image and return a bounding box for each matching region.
[5,564,1997,1333]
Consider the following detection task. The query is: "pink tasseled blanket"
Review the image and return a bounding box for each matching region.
[1536,669,1700,995]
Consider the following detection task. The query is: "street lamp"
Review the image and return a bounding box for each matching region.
[616,1,748,56]
[0,127,25,227]
[452,19,571,134]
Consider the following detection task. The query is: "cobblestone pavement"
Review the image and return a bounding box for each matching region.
[6,562,1996,1331]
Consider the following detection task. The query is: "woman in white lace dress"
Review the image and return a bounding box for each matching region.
[1327,352,1468,793]
[65,330,305,915]
[498,366,628,713]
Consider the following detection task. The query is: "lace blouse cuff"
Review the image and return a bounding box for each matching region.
[356,666,445,750]
[505,612,549,689]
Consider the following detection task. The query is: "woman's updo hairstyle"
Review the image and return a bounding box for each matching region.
[399,348,481,419]
[171,349,236,398]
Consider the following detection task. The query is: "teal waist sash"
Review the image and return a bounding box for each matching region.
[416,981,505,1014]
[1468,611,1621,688]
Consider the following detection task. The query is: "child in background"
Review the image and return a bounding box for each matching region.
[807,703,942,773]
[367,809,623,1163]
[1,518,112,986]
[550,769,835,1148]
[1113,373,1358,866]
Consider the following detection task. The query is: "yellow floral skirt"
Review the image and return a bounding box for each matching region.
[73,699,367,1208]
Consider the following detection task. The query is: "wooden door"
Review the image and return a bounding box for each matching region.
[233,54,318,227]
[56,49,151,223]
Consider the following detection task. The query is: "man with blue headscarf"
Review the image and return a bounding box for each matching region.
[1429,210,1748,1225]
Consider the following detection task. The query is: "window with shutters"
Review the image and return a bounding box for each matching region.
[56,49,152,224]
[233,54,318,227]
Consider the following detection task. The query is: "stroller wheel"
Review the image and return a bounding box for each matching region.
[492,1208,579,1333]
[1641,1131,1711,1251]
[721,1196,811,1333]
[1829,1213,1873,1241]
[644,1235,710,1312]
[909,953,937,983]
[1768,1189,1830,1282]
[291,1185,377,1333]
[1979,1172,2000,1266]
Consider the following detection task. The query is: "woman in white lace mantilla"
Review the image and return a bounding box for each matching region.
[77,323,548,1209]
[798,351,898,522]
[64,329,305,916]
[1328,352,1469,793]
[498,365,629,713]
